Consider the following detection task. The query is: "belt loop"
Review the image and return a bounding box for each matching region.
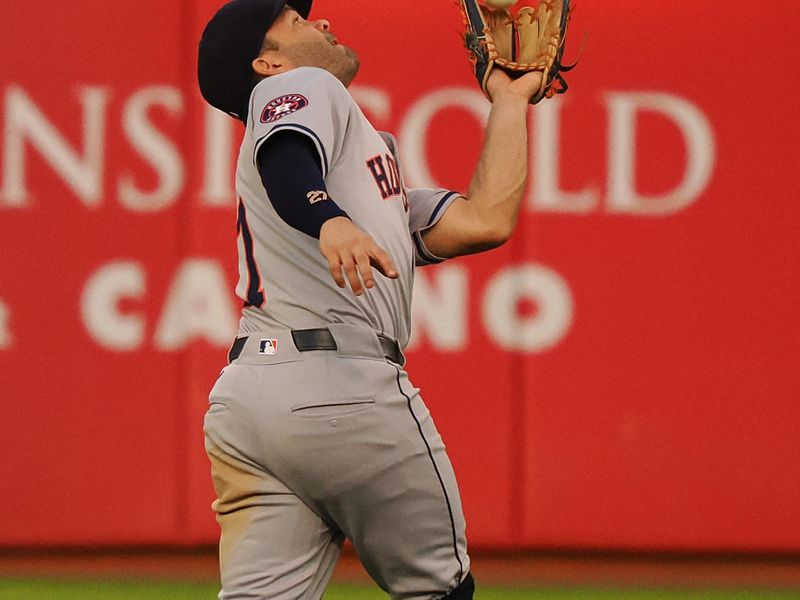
[228,336,247,363]
[379,336,404,366]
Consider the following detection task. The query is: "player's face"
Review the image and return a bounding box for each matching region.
[256,8,360,87]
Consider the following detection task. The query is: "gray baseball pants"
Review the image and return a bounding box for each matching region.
[204,323,470,599]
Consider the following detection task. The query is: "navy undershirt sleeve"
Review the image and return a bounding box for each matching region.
[256,131,349,239]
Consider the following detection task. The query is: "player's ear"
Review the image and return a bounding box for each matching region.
[252,53,288,77]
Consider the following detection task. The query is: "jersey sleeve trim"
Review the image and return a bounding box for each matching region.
[253,123,330,177]
[412,230,446,266]
[426,191,460,227]
[412,190,461,267]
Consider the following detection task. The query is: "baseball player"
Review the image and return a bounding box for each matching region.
[198,1,544,598]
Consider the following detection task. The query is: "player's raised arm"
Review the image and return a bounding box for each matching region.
[422,0,575,259]
[420,69,542,259]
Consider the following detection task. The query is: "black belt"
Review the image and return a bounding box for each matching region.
[228,328,403,365]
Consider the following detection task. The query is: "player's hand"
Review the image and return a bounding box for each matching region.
[319,217,399,296]
[485,69,544,104]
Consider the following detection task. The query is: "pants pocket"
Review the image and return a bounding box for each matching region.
[290,397,375,419]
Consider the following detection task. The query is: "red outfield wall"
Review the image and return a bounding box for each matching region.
[1,0,799,550]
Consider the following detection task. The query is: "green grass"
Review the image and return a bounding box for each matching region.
[0,580,798,600]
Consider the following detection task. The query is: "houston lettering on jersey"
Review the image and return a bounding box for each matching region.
[366,153,408,211]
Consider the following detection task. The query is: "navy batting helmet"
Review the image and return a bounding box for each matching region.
[198,0,313,120]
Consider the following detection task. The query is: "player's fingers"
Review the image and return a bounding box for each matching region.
[354,250,375,290]
[326,255,346,289]
[341,255,363,296]
[369,245,399,279]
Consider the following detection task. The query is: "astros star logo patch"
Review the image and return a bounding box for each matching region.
[260,94,309,123]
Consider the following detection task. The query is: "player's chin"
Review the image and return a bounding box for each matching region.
[335,49,360,87]
[340,45,359,69]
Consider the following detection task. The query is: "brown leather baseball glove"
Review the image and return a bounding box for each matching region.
[458,0,577,104]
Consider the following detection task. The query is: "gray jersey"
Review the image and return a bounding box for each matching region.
[234,67,457,349]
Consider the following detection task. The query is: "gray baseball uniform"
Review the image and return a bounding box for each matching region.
[204,66,470,599]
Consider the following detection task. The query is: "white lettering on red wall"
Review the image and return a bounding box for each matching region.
[80,259,238,352]
[483,264,573,352]
[81,261,147,351]
[399,87,490,189]
[409,264,574,352]
[605,92,716,215]
[1,83,717,355]
[409,265,469,351]
[0,84,716,214]
[153,259,238,351]
[1,86,109,207]
[118,86,185,212]
[532,98,599,213]
[202,106,235,207]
